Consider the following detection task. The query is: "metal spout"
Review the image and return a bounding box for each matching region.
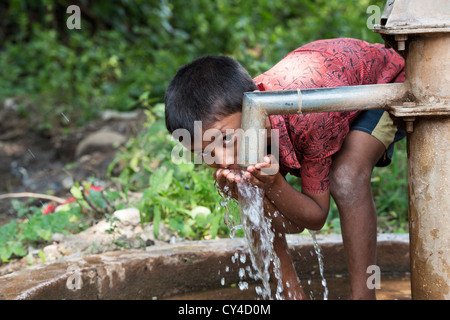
[238,83,408,167]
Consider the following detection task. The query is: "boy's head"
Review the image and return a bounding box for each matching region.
[165,56,277,171]
[165,55,257,136]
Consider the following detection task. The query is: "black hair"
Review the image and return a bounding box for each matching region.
[165,55,257,135]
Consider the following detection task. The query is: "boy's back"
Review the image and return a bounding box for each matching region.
[253,38,405,194]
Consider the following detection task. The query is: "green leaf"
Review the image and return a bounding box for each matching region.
[0,246,12,262]
[154,196,189,214]
[149,167,173,195]
[0,220,19,243]
[153,205,161,238]
[70,184,83,199]
[36,228,52,242]
[210,212,223,239]
[11,199,30,218]
[38,250,46,263]
[104,190,121,202]
[9,241,27,257]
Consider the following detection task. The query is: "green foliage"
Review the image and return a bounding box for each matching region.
[0,185,126,263]
[0,201,85,262]
[0,0,386,126]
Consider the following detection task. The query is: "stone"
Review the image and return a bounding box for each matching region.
[43,244,62,261]
[75,130,126,158]
[0,235,411,300]
[100,109,141,121]
[113,208,141,226]
[51,233,66,243]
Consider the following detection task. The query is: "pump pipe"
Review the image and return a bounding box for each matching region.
[238,82,408,167]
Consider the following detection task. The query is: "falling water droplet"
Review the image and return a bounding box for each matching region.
[309,230,328,300]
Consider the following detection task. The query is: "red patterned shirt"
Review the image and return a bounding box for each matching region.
[253,38,405,194]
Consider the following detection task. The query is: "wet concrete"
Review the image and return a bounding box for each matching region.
[167,274,412,300]
[0,233,410,300]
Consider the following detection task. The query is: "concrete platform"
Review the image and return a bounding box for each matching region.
[0,233,409,300]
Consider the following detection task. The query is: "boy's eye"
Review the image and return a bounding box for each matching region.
[196,150,209,157]
[195,149,212,157]
[223,134,234,144]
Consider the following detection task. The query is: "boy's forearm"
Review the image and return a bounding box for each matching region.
[262,196,304,234]
[265,173,329,230]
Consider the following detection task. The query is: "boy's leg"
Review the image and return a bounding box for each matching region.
[331,109,405,300]
[330,130,386,300]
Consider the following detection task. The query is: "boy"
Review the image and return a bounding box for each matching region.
[165,38,405,299]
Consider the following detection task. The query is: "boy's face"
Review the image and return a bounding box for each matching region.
[190,112,243,169]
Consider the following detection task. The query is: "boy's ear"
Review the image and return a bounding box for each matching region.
[170,128,192,164]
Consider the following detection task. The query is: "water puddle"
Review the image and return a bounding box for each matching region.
[166,273,411,300]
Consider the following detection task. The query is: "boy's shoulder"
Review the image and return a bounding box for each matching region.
[254,37,404,91]
[270,111,359,169]
[270,111,359,147]
[295,37,381,54]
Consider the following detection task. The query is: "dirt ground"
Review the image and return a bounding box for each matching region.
[0,106,146,225]
[0,105,151,275]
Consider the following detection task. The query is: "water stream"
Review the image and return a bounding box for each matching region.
[216,174,329,300]
[236,179,283,300]
[309,230,328,300]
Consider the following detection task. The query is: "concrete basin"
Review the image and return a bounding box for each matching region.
[0,233,409,300]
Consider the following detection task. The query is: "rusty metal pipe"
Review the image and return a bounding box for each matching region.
[375,1,450,299]
[404,33,450,300]
[408,117,450,299]
[238,83,408,166]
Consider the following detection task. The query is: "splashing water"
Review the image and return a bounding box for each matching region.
[216,183,242,239]
[216,175,283,299]
[236,178,284,300]
[215,173,329,300]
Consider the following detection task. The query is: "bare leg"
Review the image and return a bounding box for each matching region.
[330,131,386,300]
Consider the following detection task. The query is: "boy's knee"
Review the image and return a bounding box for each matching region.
[330,162,372,202]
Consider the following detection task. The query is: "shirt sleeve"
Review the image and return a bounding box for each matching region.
[300,156,332,194]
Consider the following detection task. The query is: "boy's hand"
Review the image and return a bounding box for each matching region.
[214,155,280,197]
[214,168,244,199]
[244,154,282,193]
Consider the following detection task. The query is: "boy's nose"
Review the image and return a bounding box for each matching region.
[203,146,238,169]
[208,162,230,169]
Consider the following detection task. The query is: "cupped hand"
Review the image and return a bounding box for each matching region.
[243,154,281,192]
[214,168,245,199]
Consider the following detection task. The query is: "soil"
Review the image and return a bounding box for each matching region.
[0,105,148,275]
[0,106,146,221]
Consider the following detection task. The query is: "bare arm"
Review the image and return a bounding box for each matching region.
[263,172,330,230]
[215,157,329,232]
[244,155,330,230]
